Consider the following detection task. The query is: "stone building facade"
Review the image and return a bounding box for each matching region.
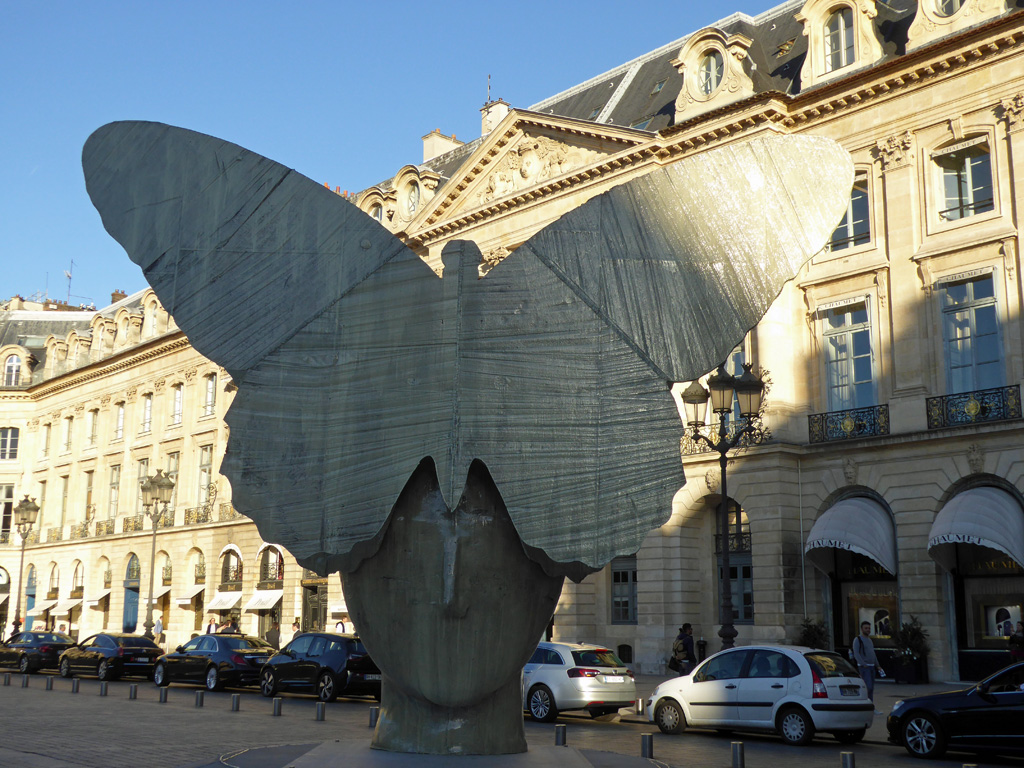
[3,0,1023,681]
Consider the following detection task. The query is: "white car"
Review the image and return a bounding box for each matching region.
[647,644,873,745]
[523,641,636,721]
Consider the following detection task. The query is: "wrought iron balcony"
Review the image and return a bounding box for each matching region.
[157,509,175,528]
[47,589,59,600]
[47,526,63,543]
[926,385,1022,430]
[26,530,39,545]
[260,561,285,583]
[680,422,746,456]
[0,532,8,545]
[808,404,889,444]
[162,564,173,585]
[219,503,240,522]
[194,563,206,584]
[95,520,115,537]
[70,586,84,599]
[70,522,91,540]
[220,565,243,590]
[123,515,145,533]
[185,506,212,525]
[714,532,752,554]
[126,561,141,580]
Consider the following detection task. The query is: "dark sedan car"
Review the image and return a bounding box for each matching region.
[58,633,162,681]
[153,633,275,691]
[259,632,381,702]
[0,630,75,673]
[888,661,1024,759]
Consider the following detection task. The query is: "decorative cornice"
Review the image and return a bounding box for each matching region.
[1000,92,1024,132]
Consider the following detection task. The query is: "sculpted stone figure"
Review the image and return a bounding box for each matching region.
[83,121,851,755]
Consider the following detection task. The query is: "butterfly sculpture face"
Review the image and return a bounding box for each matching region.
[83,121,851,754]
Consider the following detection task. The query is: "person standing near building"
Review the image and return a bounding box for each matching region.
[153,614,164,647]
[289,621,302,644]
[205,616,218,634]
[671,623,695,675]
[853,621,883,714]
[266,621,281,650]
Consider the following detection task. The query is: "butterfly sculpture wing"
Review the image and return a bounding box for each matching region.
[84,122,851,577]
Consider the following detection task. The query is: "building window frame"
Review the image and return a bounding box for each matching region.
[61,416,73,453]
[140,393,153,434]
[610,555,638,625]
[171,384,183,426]
[932,136,995,224]
[822,298,876,412]
[0,427,18,460]
[697,49,724,95]
[827,170,870,252]
[940,271,1002,394]
[202,375,217,418]
[86,409,98,447]
[108,465,120,519]
[824,6,855,73]
[3,355,21,387]
[114,403,125,441]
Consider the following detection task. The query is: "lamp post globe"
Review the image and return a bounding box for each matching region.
[140,470,174,640]
[12,495,40,636]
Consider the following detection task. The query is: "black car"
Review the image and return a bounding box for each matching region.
[0,630,76,673]
[888,661,1024,759]
[259,632,381,702]
[58,633,162,681]
[153,633,275,691]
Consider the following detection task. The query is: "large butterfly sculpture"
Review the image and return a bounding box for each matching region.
[83,121,852,580]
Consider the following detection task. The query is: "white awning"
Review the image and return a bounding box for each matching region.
[51,598,83,616]
[805,497,898,576]
[0,594,8,606]
[85,589,110,608]
[26,599,57,617]
[928,487,1024,571]
[329,602,348,615]
[243,590,283,611]
[145,585,172,604]
[206,591,242,611]
[175,584,206,605]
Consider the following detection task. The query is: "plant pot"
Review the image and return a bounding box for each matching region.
[893,656,928,684]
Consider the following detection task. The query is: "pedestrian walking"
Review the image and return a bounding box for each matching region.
[205,616,218,634]
[852,620,884,714]
[153,614,164,646]
[670,623,695,675]
[265,621,281,650]
[289,621,302,644]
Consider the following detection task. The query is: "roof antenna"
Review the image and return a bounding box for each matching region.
[487,74,491,104]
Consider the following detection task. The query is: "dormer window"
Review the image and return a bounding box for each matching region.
[698,51,724,95]
[370,204,383,222]
[404,181,420,218]
[824,7,854,72]
[936,0,964,17]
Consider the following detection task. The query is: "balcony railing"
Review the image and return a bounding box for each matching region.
[70,586,84,599]
[70,522,91,540]
[680,422,745,456]
[95,520,115,537]
[926,385,1022,430]
[102,570,112,588]
[185,506,212,525]
[0,532,8,545]
[808,404,890,444]
[714,532,752,554]
[195,563,206,584]
[26,530,39,545]
[219,503,240,522]
[47,526,63,543]
[162,564,173,585]
[157,509,175,528]
[47,589,59,600]
[260,561,285,583]
[123,515,145,533]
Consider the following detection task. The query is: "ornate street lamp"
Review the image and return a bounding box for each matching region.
[11,495,40,635]
[681,363,765,650]
[140,470,175,640]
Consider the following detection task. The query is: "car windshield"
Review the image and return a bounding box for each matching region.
[806,651,859,678]
[117,636,160,649]
[571,649,623,667]
[221,636,272,651]
[24,632,71,644]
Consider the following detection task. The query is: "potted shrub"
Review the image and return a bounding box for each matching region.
[797,617,829,649]
[893,615,930,684]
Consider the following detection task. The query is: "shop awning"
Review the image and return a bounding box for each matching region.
[145,585,172,604]
[243,590,283,611]
[26,599,57,617]
[85,589,110,608]
[51,598,82,616]
[175,585,206,605]
[329,601,348,615]
[805,497,898,576]
[928,487,1024,571]
[206,591,241,611]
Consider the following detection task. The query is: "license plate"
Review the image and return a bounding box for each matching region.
[840,686,859,696]
[604,675,625,683]
[365,674,381,680]
[133,656,150,662]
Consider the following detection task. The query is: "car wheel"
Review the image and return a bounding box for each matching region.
[205,665,223,692]
[777,706,815,746]
[902,712,946,759]
[97,659,114,681]
[834,729,866,745]
[153,663,169,687]
[528,684,558,723]
[654,699,686,735]
[260,668,277,698]
[18,655,30,674]
[317,672,338,702]
[59,658,72,678]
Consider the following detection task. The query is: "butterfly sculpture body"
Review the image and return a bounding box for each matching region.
[83,122,852,754]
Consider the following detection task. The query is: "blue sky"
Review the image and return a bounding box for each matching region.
[4,0,779,308]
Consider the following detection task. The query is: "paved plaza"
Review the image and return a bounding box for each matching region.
[0,673,1013,767]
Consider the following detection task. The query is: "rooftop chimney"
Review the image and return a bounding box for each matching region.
[480,99,511,137]
[111,289,127,304]
[422,128,464,162]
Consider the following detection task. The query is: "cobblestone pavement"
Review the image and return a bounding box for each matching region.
[0,672,1017,768]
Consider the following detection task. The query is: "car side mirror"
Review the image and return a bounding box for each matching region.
[175,645,185,653]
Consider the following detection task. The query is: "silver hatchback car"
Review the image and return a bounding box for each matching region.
[523,641,636,721]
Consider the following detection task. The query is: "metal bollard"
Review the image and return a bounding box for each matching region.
[195,690,205,708]
[272,697,283,716]
[640,733,655,759]
[3,673,9,686]
[159,688,168,703]
[99,681,108,696]
[369,705,379,727]
[231,693,240,711]
[732,741,745,768]
[315,701,326,721]
[555,724,567,746]
[21,674,30,688]
[129,684,138,700]
[635,697,645,715]
[71,679,80,693]
[841,752,855,768]
[45,677,54,690]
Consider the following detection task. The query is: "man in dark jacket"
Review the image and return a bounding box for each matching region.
[672,623,696,675]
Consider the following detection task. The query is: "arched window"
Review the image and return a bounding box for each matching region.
[126,554,140,581]
[161,553,172,585]
[221,550,242,586]
[72,562,84,590]
[49,564,60,596]
[936,0,963,17]
[824,7,854,72]
[260,547,284,583]
[370,204,383,222]
[715,501,754,624]
[194,550,206,584]
[698,50,723,95]
[3,356,21,386]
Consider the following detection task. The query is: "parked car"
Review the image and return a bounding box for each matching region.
[58,632,162,681]
[647,645,873,746]
[887,660,1024,759]
[522,641,636,722]
[259,631,381,702]
[0,630,76,673]
[152,633,275,691]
